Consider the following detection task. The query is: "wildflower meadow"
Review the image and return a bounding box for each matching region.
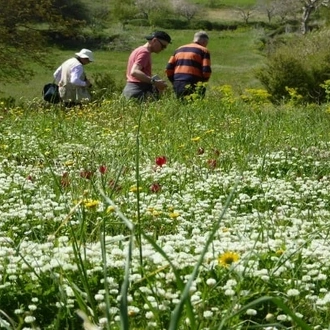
[1,87,330,330]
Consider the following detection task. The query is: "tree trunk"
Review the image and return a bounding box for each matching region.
[301,4,314,34]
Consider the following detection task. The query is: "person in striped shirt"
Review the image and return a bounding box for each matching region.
[165,31,212,100]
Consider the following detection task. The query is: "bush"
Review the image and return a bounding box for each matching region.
[157,18,190,30]
[256,30,330,104]
[91,72,123,102]
[128,19,150,27]
[0,96,15,109]
[189,20,213,31]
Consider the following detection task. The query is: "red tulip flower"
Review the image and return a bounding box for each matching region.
[155,156,167,167]
[197,147,205,155]
[207,159,217,169]
[150,182,161,193]
[61,172,70,187]
[99,165,107,175]
[80,170,94,180]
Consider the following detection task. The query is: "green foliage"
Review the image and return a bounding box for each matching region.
[189,19,214,30]
[128,19,150,27]
[157,18,190,30]
[0,96,16,109]
[0,0,86,84]
[52,0,92,23]
[256,30,330,104]
[91,72,124,102]
[1,93,330,329]
[112,0,138,28]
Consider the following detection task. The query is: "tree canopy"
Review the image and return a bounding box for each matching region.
[0,0,87,84]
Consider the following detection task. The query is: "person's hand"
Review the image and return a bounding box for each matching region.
[154,79,167,92]
[85,79,92,88]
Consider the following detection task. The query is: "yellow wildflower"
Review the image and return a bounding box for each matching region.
[83,199,100,208]
[130,186,142,192]
[106,206,116,213]
[152,210,162,216]
[218,251,240,267]
[64,160,74,166]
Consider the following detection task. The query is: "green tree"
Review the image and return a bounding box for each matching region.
[135,0,172,25]
[112,0,138,29]
[0,0,87,84]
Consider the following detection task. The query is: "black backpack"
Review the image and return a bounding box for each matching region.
[42,83,60,104]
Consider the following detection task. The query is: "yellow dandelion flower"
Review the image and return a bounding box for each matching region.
[169,212,180,219]
[83,199,100,208]
[191,137,201,142]
[218,251,240,267]
[152,210,162,216]
[130,186,142,192]
[276,249,285,256]
[106,206,116,213]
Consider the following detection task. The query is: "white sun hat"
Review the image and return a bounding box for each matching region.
[75,49,94,62]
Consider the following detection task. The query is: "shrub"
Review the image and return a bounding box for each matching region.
[189,20,213,31]
[0,96,15,109]
[91,72,123,102]
[256,30,330,104]
[157,18,190,30]
[128,18,150,27]
[211,22,238,31]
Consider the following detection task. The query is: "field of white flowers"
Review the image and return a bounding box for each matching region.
[1,91,330,330]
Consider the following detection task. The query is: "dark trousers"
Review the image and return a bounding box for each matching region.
[173,81,206,100]
[123,82,159,102]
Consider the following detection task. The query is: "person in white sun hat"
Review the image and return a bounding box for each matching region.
[53,48,94,108]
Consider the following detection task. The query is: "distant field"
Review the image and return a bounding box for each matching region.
[1,27,265,102]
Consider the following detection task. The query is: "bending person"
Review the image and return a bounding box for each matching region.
[165,31,211,100]
[54,48,94,108]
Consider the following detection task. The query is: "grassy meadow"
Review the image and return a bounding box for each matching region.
[2,81,330,329]
[3,3,330,329]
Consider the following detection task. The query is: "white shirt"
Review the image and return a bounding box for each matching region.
[53,60,87,87]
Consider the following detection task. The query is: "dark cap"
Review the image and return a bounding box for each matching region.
[145,31,172,44]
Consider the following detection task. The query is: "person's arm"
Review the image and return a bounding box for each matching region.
[165,55,175,83]
[202,51,212,82]
[70,66,91,87]
[53,66,62,84]
[131,63,167,91]
[130,63,153,83]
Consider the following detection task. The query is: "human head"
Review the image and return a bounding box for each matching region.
[193,31,209,47]
[145,31,172,53]
[75,48,94,64]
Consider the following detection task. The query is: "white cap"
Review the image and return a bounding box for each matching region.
[75,49,94,62]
